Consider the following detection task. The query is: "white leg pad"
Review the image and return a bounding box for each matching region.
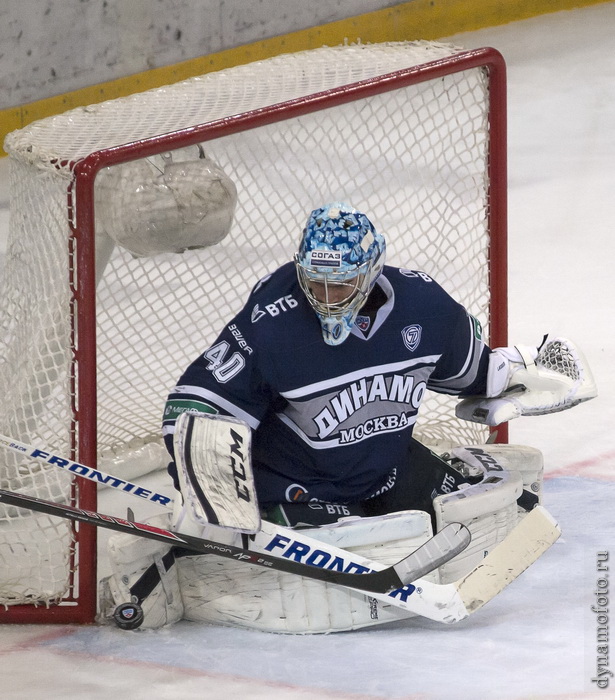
[471,443,544,508]
[436,501,520,584]
[99,513,184,628]
[434,444,544,584]
[179,510,434,634]
[451,443,544,518]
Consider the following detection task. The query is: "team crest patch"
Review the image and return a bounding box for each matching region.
[402,324,422,352]
[356,315,371,332]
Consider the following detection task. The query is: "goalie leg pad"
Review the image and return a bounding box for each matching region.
[452,443,544,515]
[99,513,184,629]
[178,510,434,634]
[434,444,543,583]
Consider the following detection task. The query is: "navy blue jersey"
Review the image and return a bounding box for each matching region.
[163,263,490,506]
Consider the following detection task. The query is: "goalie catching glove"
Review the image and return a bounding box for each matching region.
[456,336,597,426]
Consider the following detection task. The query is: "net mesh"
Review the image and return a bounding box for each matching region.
[537,340,581,382]
[0,41,503,610]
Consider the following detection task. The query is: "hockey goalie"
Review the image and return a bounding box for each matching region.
[101,202,596,633]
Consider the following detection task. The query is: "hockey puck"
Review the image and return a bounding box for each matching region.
[113,602,144,630]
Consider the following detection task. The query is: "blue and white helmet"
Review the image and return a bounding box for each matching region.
[294,203,386,345]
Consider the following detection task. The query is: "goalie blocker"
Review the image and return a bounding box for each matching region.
[101,412,549,634]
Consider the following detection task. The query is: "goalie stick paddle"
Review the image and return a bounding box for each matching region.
[0,487,470,596]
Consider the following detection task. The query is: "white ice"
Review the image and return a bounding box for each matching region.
[1,4,615,699]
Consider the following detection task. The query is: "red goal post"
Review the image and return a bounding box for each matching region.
[0,42,507,623]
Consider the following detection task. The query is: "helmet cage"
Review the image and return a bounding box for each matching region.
[295,255,376,321]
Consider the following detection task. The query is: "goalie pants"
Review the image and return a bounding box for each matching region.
[265,438,470,529]
[363,439,469,525]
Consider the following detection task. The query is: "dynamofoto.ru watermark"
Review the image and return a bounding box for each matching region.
[591,551,612,689]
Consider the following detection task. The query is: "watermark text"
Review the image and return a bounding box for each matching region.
[591,551,612,689]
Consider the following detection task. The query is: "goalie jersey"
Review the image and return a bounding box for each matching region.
[163,263,490,506]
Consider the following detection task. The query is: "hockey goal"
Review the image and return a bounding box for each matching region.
[0,41,507,623]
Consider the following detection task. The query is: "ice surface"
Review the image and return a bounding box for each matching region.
[1,4,614,698]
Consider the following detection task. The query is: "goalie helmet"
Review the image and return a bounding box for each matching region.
[294,203,386,345]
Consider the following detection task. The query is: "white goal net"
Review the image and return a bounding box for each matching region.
[0,41,507,621]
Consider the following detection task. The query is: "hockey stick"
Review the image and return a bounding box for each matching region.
[0,487,468,596]
[0,486,560,624]
[0,432,469,587]
[0,436,560,622]
[0,433,560,622]
[0,417,260,532]
[0,434,174,507]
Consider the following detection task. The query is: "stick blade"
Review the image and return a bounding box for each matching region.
[456,505,561,614]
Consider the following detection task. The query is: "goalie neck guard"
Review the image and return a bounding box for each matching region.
[294,203,386,345]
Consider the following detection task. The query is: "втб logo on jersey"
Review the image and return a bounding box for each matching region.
[314,373,426,444]
[398,269,433,282]
[251,295,298,323]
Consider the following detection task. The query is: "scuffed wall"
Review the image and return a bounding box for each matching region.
[0,0,403,109]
